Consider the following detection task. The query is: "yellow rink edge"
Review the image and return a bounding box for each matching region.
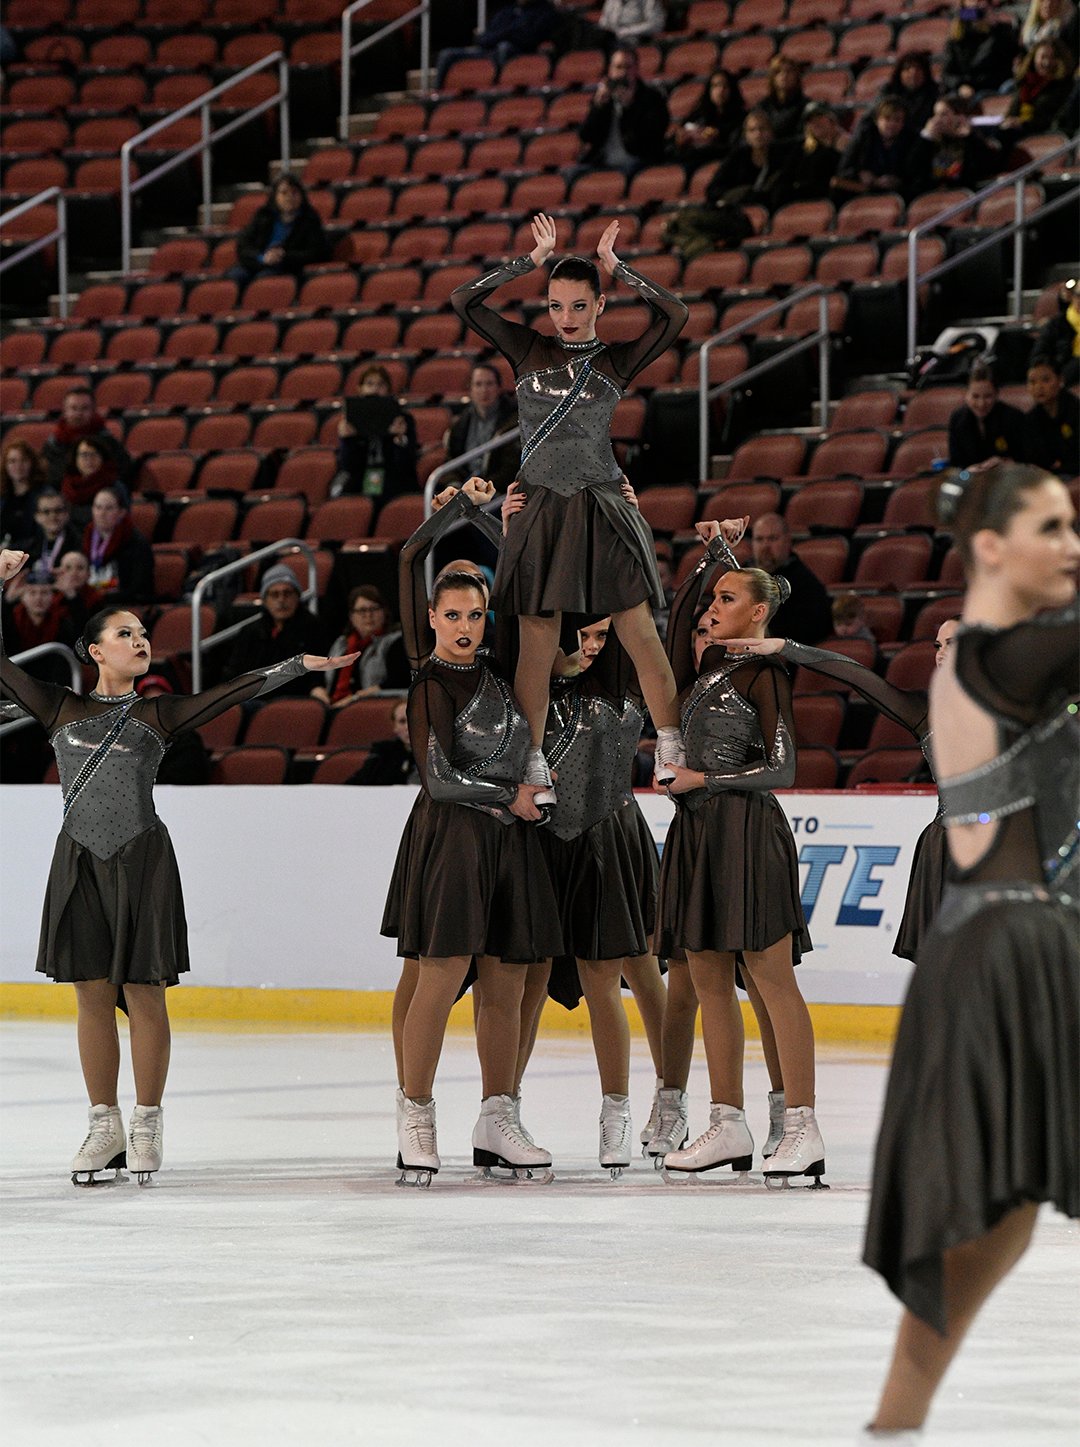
[0,982,899,1047]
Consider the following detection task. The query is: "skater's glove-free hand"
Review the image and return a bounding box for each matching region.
[462,476,496,506]
[720,638,782,656]
[432,486,459,511]
[658,765,706,796]
[509,784,546,821]
[529,213,558,266]
[0,549,29,582]
[302,651,361,672]
[502,480,527,534]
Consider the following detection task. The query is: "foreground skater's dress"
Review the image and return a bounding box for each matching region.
[863,600,1079,1332]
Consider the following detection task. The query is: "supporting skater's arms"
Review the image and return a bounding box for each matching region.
[398,489,479,672]
[150,651,359,737]
[664,522,747,694]
[0,550,68,730]
[664,662,797,795]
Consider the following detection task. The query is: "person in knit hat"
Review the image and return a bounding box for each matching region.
[222,563,327,696]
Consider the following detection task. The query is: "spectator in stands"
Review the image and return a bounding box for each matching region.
[335,364,419,515]
[595,0,666,47]
[906,94,1001,198]
[3,560,76,655]
[705,109,794,210]
[61,435,119,519]
[1036,278,1080,384]
[52,550,103,634]
[135,671,211,785]
[1051,67,1080,130]
[1023,354,1080,474]
[310,585,409,707]
[578,44,671,175]
[948,361,1028,467]
[223,564,327,696]
[831,592,878,647]
[82,485,153,604]
[750,512,833,645]
[1,439,46,547]
[779,102,845,203]
[942,1,1019,97]
[442,362,520,493]
[759,55,808,142]
[434,0,558,88]
[672,68,747,171]
[1020,0,1079,55]
[16,489,81,575]
[1001,38,1074,134]
[831,97,916,199]
[42,386,130,493]
[881,51,941,133]
[346,699,419,785]
[228,174,329,290]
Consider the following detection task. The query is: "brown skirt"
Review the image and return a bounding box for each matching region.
[381,790,564,963]
[893,816,947,963]
[36,821,190,987]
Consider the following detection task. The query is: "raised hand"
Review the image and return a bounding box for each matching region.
[596,218,620,274]
[529,213,558,267]
[432,486,459,512]
[718,637,783,656]
[302,651,361,672]
[718,514,750,546]
[462,475,496,506]
[0,549,29,583]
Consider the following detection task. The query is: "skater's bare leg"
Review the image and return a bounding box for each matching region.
[516,613,562,748]
[124,983,171,1106]
[74,979,121,1106]
[740,935,814,1106]
[871,1203,1039,1432]
[402,955,471,1099]
[475,955,526,1098]
[661,959,698,1090]
[622,953,665,1076]
[513,960,551,1092]
[611,601,679,730]
[687,950,743,1105]
[392,957,419,1089]
[741,968,783,1092]
[579,958,630,1096]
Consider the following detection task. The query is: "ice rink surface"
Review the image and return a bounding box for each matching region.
[1,1022,1076,1447]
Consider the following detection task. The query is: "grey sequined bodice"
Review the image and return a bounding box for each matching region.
[54,706,166,860]
[680,657,786,811]
[544,682,643,841]
[427,661,531,821]
[517,348,624,496]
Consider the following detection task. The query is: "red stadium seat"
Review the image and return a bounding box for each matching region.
[239,497,307,543]
[372,495,425,540]
[172,500,239,548]
[792,694,844,749]
[808,432,887,480]
[727,435,806,481]
[794,747,840,788]
[638,486,698,534]
[150,604,214,659]
[311,748,372,783]
[212,747,289,785]
[306,498,374,543]
[794,536,849,585]
[325,697,399,748]
[188,414,253,452]
[847,748,926,787]
[243,698,326,749]
[853,536,933,589]
[785,480,863,533]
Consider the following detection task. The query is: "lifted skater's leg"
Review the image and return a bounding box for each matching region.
[516,613,562,804]
[610,602,682,781]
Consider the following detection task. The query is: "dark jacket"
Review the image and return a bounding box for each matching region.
[770,553,834,647]
[443,394,520,492]
[15,522,83,569]
[833,116,917,191]
[477,0,557,51]
[346,737,418,786]
[882,80,940,134]
[705,140,794,209]
[779,140,841,204]
[760,89,807,143]
[1023,391,1080,475]
[156,728,211,785]
[224,609,328,694]
[1004,70,1074,137]
[942,19,1018,94]
[947,400,1027,468]
[236,202,330,277]
[81,517,153,604]
[578,79,671,166]
[905,129,999,199]
[42,415,131,490]
[335,410,419,513]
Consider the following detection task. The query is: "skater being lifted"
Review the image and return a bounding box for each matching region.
[0,548,358,1186]
[451,213,690,807]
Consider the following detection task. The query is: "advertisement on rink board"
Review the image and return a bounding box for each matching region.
[0,785,938,1006]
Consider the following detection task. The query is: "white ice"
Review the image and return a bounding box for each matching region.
[1,1022,1076,1447]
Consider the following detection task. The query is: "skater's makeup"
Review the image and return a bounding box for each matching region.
[547,279,605,342]
[84,611,151,673]
[933,618,960,665]
[577,618,611,663]
[429,579,488,662]
[706,572,768,636]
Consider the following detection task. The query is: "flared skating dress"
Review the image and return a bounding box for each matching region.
[0,630,310,987]
[778,639,946,962]
[655,536,811,964]
[864,601,1079,1333]
[451,255,688,616]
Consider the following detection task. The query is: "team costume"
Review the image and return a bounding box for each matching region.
[864,601,1079,1332]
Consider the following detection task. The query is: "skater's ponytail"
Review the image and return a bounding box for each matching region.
[550,255,602,297]
[739,567,789,625]
[935,462,1056,569]
[75,606,128,665]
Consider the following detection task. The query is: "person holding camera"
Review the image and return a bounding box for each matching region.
[577,45,670,176]
[334,365,420,517]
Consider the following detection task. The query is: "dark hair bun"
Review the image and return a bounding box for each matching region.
[775,574,792,605]
[74,635,93,664]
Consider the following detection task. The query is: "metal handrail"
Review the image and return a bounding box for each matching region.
[0,642,81,739]
[121,52,291,272]
[340,0,431,141]
[421,428,522,595]
[698,283,831,479]
[906,132,1080,360]
[0,187,69,318]
[190,539,317,692]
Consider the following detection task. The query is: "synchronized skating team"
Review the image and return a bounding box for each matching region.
[1,214,1076,1440]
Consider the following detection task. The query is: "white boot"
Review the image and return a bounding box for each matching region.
[639,1076,662,1148]
[524,747,556,808]
[654,726,685,786]
[472,1094,553,1180]
[662,1102,752,1178]
[645,1087,689,1166]
[762,1105,826,1188]
[71,1103,126,1185]
[511,1093,540,1146]
[395,1085,405,1132]
[599,1093,632,1177]
[397,1096,439,1186]
[127,1104,164,1185]
[763,1089,786,1159]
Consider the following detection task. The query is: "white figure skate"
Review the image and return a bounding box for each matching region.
[762,1088,786,1160]
[645,1087,689,1169]
[397,1096,439,1187]
[653,726,686,786]
[599,1094,632,1179]
[71,1103,126,1187]
[472,1094,554,1183]
[524,747,556,810]
[762,1105,827,1189]
[127,1104,163,1186]
[639,1076,662,1153]
[662,1103,753,1184]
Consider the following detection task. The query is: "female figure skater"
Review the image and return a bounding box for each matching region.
[862,463,1078,1438]
[380,487,564,1186]
[655,522,822,1185]
[451,213,689,805]
[0,547,358,1185]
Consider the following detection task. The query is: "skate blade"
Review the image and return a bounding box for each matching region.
[661,1157,753,1186]
[395,1153,436,1188]
[134,1170,158,1187]
[469,1166,556,1185]
[71,1168,126,1187]
[602,1163,630,1180]
[763,1159,828,1190]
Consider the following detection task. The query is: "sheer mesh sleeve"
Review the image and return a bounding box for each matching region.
[705,660,797,794]
[780,640,928,740]
[469,506,504,550]
[408,669,516,810]
[450,257,540,373]
[955,599,1080,726]
[0,590,69,731]
[665,535,742,694]
[150,657,309,737]
[397,490,479,673]
[605,262,689,387]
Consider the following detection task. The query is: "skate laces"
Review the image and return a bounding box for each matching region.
[494,1105,535,1152]
[405,1104,435,1154]
[82,1111,118,1153]
[600,1104,630,1151]
[654,1102,686,1144]
[654,730,682,768]
[130,1111,161,1155]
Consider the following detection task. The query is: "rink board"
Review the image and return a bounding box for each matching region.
[0,784,934,1020]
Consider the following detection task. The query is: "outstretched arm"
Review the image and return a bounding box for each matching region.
[0,551,68,731]
[151,651,358,737]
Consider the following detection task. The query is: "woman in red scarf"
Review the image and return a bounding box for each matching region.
[310,585,409,706]
[62,437,118,512]
[82,486,153,604]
